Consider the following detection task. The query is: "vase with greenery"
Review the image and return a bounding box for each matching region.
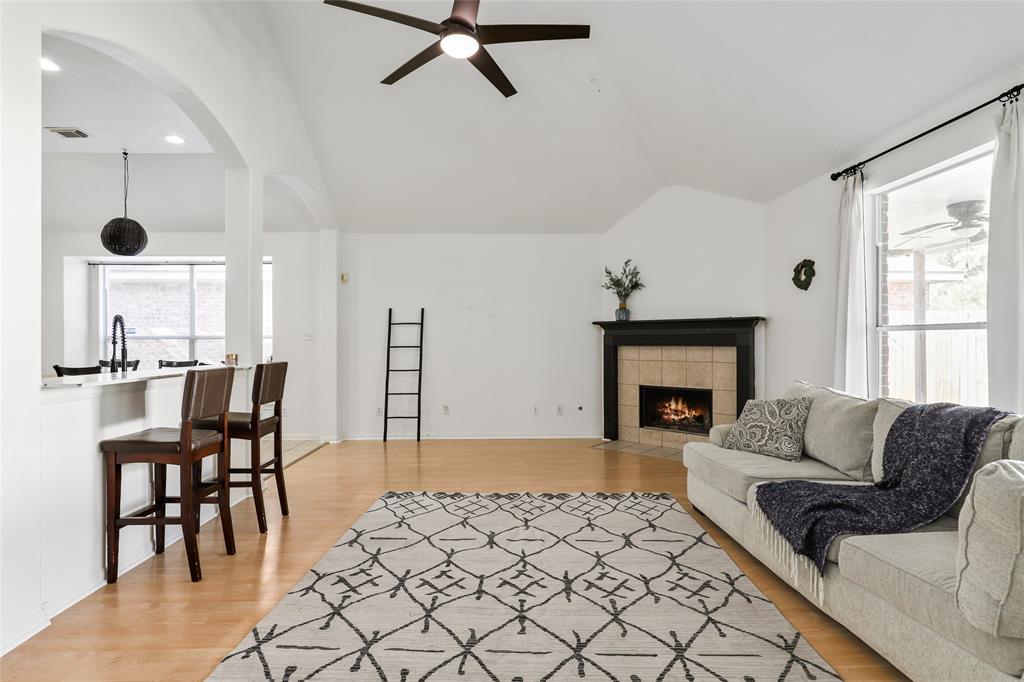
[603,259,644,321]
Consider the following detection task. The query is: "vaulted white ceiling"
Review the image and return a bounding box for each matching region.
[264,0,1024,233]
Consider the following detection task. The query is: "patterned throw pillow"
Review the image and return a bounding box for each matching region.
[724,397,812,461]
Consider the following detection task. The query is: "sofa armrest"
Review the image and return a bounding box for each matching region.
[709,424,733,447]
[955,460,1024,639]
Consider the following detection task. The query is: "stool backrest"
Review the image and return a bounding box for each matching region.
[160,359,199,368]
[181,367,235,422]
[252,362,288,406]
[53,365,102,377]
[99,359,140,371]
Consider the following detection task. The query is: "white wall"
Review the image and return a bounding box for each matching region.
[43,153,226,233]
[762,63,1024,398]
[599,185,768,320]
[339,233,602,439]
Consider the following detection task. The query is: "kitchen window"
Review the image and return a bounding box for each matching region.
[873,149,991,405]
[98,260,272,370]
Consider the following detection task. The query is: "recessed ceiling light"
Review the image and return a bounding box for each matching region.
[164,134,185,145]
[40,57,61,72]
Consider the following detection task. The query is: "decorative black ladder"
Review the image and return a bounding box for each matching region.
[383,307,424,442]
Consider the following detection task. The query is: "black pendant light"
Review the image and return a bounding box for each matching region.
[101,150,148,256]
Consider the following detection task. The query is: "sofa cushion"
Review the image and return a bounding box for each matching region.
[955,460,1024,639]
[870,399,1020,518]
[783,380,878,481]
[683,441,850,504]
[838,532,1024,675]
[870,397,914,481]
[723,397,811,461]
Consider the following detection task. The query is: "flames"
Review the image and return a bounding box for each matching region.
[656,396,706,426]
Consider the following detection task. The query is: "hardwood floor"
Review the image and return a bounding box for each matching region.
[1,439,905,681]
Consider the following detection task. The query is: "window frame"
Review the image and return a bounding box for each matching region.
[868,147,992,402]
[95,258,272,367]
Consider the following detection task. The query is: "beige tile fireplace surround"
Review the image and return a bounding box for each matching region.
[617,345,738,447]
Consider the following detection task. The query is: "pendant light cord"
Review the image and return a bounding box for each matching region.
[122,149,129,218]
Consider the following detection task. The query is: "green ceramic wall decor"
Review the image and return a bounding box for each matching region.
[792,259,816,290]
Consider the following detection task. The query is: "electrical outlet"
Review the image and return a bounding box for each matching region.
[442,404,450,415]
[304,330,315,341]
[376,407,383,417]
[557,405,564,416]
[532,405,539,416]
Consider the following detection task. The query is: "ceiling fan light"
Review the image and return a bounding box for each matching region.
[440,33,479,59]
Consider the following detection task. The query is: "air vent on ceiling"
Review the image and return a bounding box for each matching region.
[45,127,90,138]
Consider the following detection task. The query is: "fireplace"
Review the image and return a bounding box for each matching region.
[592,317,763,443]
[639,385,713,435]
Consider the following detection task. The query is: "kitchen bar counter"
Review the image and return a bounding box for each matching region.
[42,365,253,389]
[35,364,255,626]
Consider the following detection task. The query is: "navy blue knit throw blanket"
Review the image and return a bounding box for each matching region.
[755,403,1007,574]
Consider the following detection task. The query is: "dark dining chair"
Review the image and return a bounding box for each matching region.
[99,359,140,372]
[53,365,102,377]
[195,362,289,533]
[159,359,200,368]
[99,367,236,583]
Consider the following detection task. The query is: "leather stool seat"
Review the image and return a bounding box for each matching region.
[100,427,222,454]
[194,413,279,438]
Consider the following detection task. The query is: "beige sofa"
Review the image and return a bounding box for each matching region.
[683,381,1023,682]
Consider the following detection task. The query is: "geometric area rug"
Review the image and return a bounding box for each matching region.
[209,492,841,681]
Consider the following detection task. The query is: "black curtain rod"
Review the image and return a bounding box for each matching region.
[830,82,1022,181]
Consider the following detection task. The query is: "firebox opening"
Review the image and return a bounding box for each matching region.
[639,385,713,435]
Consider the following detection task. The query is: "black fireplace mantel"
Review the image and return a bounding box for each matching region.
[592,317,764,440]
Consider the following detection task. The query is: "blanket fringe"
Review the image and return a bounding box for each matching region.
[749,495,825,607]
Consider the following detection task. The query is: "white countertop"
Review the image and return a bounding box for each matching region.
[42,365,252,389]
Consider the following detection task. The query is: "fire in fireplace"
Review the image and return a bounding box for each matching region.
[639,385,713,435]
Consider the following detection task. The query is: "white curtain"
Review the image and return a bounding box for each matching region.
[833,171,873,396]
[987,98,1024,413]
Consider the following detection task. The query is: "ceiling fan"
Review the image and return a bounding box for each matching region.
[323,0,590,97]
[891,199,989,252]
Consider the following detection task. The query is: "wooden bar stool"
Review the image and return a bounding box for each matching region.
[99,367,236,583]
[196,362,288,533]
[159,359,200,368]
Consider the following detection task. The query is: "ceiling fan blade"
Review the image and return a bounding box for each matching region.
[467,46,516,97]
[900,221,955,236]
[450,0,479,27]
[381,41,444,85]
[477,24,590,45]
[323,0,443,34]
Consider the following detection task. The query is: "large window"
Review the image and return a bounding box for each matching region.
[99,261,272,370]
[873,150,991,405]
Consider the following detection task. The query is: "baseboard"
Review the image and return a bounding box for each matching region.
[39,542,154,623]
[0,612,51,657]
